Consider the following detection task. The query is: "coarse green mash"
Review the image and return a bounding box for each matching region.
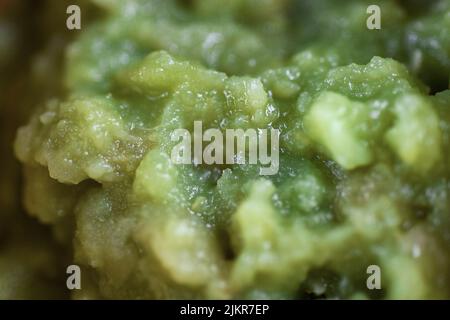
[4,0,450,299]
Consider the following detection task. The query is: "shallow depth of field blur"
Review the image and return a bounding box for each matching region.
[0,0,449,299]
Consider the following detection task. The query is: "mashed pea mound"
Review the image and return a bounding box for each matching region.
[11,0,450,299]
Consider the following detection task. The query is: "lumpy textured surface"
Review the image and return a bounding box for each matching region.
[7,0,450,299]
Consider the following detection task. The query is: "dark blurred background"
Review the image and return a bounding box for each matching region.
[0,0,95,299]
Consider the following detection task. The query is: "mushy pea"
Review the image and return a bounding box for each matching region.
[10,0,450,299]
